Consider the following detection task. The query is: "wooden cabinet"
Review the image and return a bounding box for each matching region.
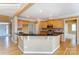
[39,21,48,28]
[48,20,64,28]
[40,20,64,29]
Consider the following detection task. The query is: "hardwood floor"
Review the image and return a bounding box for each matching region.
[54,40,79,55]
[0,36,22,55]
[0,36,79,55]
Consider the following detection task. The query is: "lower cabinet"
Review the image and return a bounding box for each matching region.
[49,35,60,52]
[18,35,60,54]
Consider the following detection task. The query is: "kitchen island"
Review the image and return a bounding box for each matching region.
[17,33,62,54]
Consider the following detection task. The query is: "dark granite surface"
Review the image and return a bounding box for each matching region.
[16,32,64,36]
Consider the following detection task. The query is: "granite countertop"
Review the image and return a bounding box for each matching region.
[16,32,64,36]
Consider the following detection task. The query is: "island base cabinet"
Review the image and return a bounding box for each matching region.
[24,39,53,53]
[18,36,24,52]
[18,36,60,54]
[49,35,60,53]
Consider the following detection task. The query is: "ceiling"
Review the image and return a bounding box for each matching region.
[0,3,79,20]
[0,3,22,16]
[20,3,79,20]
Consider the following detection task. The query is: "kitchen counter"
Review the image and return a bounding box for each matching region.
[17,32,61,54]
[16,32,63,36]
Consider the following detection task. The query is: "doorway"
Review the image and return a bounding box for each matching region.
[64,19,77,47]
[0,22,9,37]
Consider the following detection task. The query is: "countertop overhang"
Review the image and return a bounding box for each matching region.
[16,32,64,36]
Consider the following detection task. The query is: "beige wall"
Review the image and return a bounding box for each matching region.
[77,18,79,44]
[0,15,10,22]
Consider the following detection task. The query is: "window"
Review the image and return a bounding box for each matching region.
[72,24,76,31]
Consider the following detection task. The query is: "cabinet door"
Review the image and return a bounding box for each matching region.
[48,20,64,28]
[40,21,48,28]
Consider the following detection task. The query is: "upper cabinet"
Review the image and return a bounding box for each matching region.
[39,21,48,28]
[39,20,64,29]
[48,20,64,28]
